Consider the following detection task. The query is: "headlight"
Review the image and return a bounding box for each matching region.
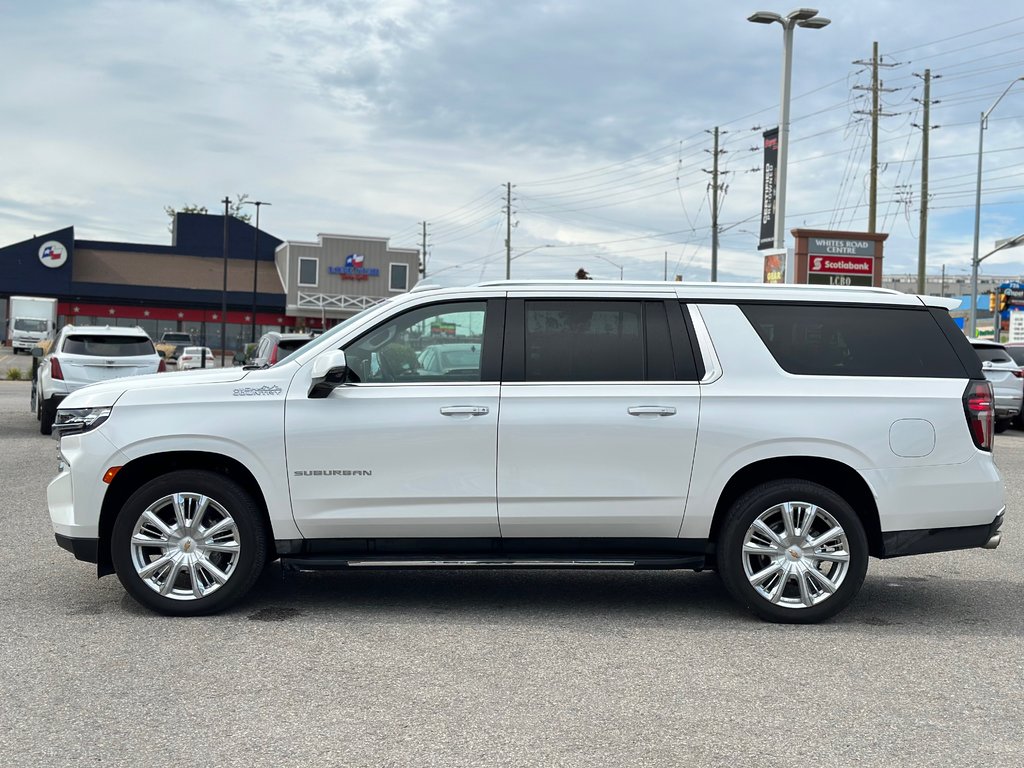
[53,406,113,438]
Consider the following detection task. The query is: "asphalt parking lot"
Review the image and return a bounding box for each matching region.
[1,379,1022,767]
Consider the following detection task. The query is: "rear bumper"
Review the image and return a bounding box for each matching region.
[879,508,1005,558]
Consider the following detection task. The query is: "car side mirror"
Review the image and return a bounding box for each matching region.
[157,350,166,359]
[31,347,44,358]
[308,350,349,399]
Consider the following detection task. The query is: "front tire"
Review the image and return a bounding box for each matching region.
[111,470,267,616]
[717,480,868,624]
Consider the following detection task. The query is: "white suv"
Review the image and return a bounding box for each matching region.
[45,282,1005,623]
[33,325,164,435]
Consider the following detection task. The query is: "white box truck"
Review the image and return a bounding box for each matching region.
[8,296,59,353]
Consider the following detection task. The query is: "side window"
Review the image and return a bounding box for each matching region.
[345,301,487,383]
[741,303,969,377]
[524,300,644,381]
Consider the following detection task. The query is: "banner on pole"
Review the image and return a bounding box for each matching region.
[758,127,779,251]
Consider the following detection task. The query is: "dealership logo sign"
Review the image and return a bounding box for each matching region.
[38,240,68,269]
[328,253,380,281]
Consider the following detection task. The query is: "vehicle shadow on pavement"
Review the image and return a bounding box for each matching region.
[186,564,1024,633]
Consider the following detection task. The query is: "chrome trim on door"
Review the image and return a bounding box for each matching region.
[627,406,677,416]
[439,405,490,416]
[687,305,723,384]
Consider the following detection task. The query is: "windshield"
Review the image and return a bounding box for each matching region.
[274,300,395,367]
[14,318,48,333]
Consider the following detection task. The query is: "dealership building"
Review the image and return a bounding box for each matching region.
[0,213,419,351]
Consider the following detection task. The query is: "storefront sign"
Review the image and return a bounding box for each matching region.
[763,249,785,284]
[808,238,874,257]
[38,240,68,269]
[807,254,874,286]
[328,253,381,280]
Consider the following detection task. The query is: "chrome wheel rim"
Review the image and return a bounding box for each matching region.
[741,501,851,610]
[130,492,241,601]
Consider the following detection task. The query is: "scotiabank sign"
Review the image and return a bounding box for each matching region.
[808,256,873,275]
[807,251,874,287]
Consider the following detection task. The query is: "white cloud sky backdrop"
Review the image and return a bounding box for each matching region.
[3,0,1024,286]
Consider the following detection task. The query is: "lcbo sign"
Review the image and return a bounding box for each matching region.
[807,240,874,287]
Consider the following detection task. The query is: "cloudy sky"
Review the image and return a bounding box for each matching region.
[3,0,1024,285]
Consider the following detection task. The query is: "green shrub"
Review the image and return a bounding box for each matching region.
[6,367,23,381]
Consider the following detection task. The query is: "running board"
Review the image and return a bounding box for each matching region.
[281,555,705,571]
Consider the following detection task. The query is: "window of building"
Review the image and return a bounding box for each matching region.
[298,257,319,287]
[390,263,409,292]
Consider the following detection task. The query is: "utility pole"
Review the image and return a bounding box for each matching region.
[420,221,429,278]
[704,127,728,282]
[504,182,513,279]
[913,69,941,294]
[853,42,898,233]
[664,252,668,281]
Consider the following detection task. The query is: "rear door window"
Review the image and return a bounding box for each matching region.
[741,304,969,378]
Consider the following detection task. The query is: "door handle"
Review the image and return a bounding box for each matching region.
[627,406,677,417]
[440,405,490,416]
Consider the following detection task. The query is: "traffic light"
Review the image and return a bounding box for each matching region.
[989,292,997,312]
[1001,293,1010,312]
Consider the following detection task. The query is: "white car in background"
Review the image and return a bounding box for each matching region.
[177,347,217,370]
[968,339,1023,432]
[32,325,164,435]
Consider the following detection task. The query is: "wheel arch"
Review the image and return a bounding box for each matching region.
[97,451,273,577]
[707,456,882,560]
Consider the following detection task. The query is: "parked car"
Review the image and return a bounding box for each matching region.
[968,339,1023,432]
[33,324,164,435]
[45,282,1004,623]
[154,331,194,363]
[417,342,481,376]
[247,331,314,368]
[177,347,217,370]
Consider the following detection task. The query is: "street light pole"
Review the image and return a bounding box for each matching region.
[220,196,230,367]
[748,8,831,251]
[974,233,1024,340]
[591,253,624,280]
[242,200,272,343]
[969,77,1024,337]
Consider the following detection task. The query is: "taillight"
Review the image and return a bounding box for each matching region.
[963,379,995,452]
[158,359,167,373]
[269,347,278,365]
[1012,369,1024,379]
[50,357,64,380]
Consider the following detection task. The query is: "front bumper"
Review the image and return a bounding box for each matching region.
[879,508,1005,558]
[55,533,99,563]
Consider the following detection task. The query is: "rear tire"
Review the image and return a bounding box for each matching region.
[39,395,56,435]
[995,419,1011,434]
[110,470,267,616]
[717,480,868,624]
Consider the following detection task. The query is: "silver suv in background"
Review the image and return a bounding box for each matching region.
[968,339,1023,432]
[32,325,164,434]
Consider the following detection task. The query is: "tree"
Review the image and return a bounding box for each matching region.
[165,194,252,231]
